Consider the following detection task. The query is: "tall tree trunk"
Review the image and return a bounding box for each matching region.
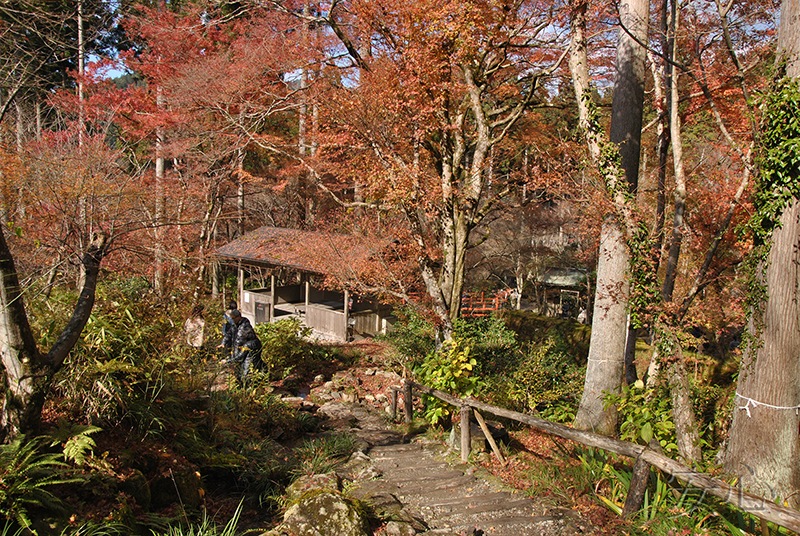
[154,86,165,296]
[652,0,671,264]
[724,201,800,505]
[0,230,108,441]
[662,0,685,301]
[723,0,800,505]
[658,0,702,464]
[574,222,630,433]
[572,0,649,435]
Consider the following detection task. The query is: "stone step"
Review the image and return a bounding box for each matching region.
[337,402,591,536]
[433,497,535,516]
[384,468,464,481]
[394,474,476,495]
[369,443,423,454]
[372,459,450,472]
[420,491,517,507]
[369,449,430,461]
[412,494,540,525]
[425,514,562,535]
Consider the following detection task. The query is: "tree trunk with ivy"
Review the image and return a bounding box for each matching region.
[571,0,649,435]
[723,0,800,506]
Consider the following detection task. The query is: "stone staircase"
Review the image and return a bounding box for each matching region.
[323,401,592,536]
[363,441,588,536]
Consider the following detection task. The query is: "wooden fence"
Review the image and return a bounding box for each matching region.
[390,380,800,533]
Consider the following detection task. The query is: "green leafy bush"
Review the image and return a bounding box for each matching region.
[378,306,436,366]
[414,337,482,425]
[490,337,584,420]
[497,310,590,363]
[254,318,312,379]
[453,316,517,375]
[603,381,677,454]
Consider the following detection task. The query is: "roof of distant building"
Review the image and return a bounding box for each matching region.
[537,267,587,288]
[216,226,381,276]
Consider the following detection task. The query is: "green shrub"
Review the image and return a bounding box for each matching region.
[497,310,590,363]
[453,316,518,376]
[491,337,584,419]
[254,318,312,379]
[603,381,677,454]
[414,337,483,425]
[378,306,436,366]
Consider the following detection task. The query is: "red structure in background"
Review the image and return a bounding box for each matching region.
[461,290,511,318]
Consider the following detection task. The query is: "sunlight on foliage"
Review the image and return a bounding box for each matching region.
[603,381,678,454]
[414,337,482,425]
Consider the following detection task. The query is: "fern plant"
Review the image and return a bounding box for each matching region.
[0,436,81,531]
[46,421,103,467]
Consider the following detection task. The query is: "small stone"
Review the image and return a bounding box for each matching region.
[379,371,402,380]
[384,521,418,536]
[376,393,389,403]
[314,374,326,383]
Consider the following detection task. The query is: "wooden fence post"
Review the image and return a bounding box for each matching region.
[474,409,506,465]
[461,404,472,463]
[622,438,661,517]
[403,382,413,424]
[390,388,398,421]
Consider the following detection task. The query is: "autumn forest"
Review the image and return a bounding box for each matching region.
[0,0,799,533]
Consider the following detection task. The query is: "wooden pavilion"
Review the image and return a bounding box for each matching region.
[216,226,393,342]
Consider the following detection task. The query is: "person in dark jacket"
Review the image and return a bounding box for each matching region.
[218,309,262,385]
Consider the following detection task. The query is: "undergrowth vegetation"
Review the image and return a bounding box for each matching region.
[5,277,360,535]
[380,307,775,535]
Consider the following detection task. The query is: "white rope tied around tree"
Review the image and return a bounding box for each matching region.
[735,393,800,418]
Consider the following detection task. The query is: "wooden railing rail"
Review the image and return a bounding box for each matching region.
[390,380,800,533]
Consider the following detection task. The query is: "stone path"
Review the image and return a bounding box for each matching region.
[320,401,592,536]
